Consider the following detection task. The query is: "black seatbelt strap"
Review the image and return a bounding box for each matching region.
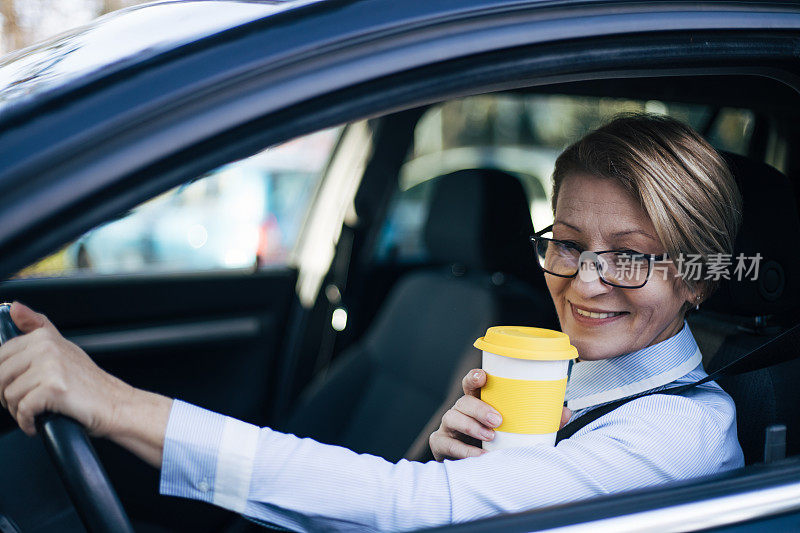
[555,382,692,443]
[556,320,800,443]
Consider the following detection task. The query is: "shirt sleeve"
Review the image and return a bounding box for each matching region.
[159,395,741,533]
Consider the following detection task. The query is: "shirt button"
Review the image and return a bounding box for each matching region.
[197,479,210,493]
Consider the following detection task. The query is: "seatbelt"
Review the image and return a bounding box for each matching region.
[556,320,800,443]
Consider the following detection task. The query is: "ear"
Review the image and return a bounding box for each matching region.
[685,280,706,308]
[689,293,701,308]
[674,275,702,313]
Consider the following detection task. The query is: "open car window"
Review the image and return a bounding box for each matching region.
[14,126,342,278]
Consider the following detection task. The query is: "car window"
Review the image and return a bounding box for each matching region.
[374,94,754,264]
[15,126,342,278]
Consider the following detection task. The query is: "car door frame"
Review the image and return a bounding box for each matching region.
[425,456,800,532]
[1,1,800,531]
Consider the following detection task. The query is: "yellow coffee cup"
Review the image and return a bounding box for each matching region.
[474,326,578,451]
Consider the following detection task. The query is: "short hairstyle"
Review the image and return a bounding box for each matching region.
[551,112,742,313]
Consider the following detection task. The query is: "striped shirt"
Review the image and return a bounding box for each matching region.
[159,320,744,532]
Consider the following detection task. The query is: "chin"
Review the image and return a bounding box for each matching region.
[569,333,625,361]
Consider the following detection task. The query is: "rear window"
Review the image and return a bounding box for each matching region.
[374,93,754,264]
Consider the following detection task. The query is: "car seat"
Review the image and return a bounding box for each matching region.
[282,168,558,462]
[688,151,800,465]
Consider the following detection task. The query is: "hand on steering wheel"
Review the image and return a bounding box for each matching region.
[0,302,134,533]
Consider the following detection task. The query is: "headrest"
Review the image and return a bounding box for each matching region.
[702,151,800,317]
[423,168,537,278]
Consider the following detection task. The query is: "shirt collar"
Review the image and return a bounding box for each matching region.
[564,320,702,411]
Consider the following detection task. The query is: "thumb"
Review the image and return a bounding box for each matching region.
[10,301,54,334]
[463,369,487,398]
[560,406,572,429]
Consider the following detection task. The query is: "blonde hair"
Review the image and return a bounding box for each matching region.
[551,112,742,313]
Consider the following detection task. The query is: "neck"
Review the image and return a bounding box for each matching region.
[650,314,686,347]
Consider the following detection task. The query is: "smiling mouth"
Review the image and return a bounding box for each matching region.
[575,308,623,319]
[570,302,629,320]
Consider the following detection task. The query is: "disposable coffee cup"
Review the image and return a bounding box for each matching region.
[474,326,577,451]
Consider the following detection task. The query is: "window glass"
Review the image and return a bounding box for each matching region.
[16,127,342,278]
[375,94,753,264]
[706,108,755,156]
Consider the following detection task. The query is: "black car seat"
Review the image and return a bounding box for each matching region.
[688,151,800,465]
[282,168,558,462]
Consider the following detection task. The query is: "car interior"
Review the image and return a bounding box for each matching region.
[1,72,800,532]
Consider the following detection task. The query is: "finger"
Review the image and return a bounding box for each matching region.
[15,389,48,437]
[560,406,573,429]
[0,352,33,407]
[3,370,40,420]
[442,408,495,442]
[454,395,502,428]
[10,301,56,335]
[430,431,486,461]
[461,369,487,397]
[0,334,32,366]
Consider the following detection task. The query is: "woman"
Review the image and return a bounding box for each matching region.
[428,112,745,464]
[0,112,744,532]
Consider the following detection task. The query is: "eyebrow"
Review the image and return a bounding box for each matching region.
[553,220,658,242]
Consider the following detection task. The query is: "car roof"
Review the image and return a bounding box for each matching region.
[3,0,800,124]
[0,0,325,117]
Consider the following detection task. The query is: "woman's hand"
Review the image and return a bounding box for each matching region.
[429,368,572,461]
[0,301,135,438]
[0,302,171,468]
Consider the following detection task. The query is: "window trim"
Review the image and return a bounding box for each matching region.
[425,458,800,532]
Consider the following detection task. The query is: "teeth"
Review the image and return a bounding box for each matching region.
[575,307,622,319]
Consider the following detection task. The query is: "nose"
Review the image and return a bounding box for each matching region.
[571,251,613,297]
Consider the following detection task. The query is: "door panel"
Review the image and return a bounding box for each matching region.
[0,269,297,531]
[0,270,296,429]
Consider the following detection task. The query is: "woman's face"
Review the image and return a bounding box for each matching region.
[547,172,695,361]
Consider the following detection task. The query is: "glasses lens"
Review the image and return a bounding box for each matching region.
[599,251,651,287]
[534,237,579,276]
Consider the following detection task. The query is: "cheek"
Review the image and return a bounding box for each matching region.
[545,275,569,305]
[625,290,658,321]
[544,275,571,327]
[627,278,684,321]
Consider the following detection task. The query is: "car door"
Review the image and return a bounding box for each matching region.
[421,454,800,532]
[0,124,367,531]
[0,1,800,532]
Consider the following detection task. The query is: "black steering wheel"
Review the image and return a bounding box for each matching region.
[0,304,134,533]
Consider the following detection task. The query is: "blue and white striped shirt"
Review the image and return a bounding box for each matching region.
[159,320,744,532]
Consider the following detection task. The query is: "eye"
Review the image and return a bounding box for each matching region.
[614,249,649,262]
[558,240,582,251]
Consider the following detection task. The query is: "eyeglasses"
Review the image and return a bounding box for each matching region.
[529,225,668,289]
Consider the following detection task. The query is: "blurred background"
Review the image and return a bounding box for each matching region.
[0,0,146,54]
[0,1,755,279]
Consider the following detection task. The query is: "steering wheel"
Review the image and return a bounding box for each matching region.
[0,304,134,533]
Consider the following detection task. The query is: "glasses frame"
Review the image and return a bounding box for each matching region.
[529,224,669,289]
